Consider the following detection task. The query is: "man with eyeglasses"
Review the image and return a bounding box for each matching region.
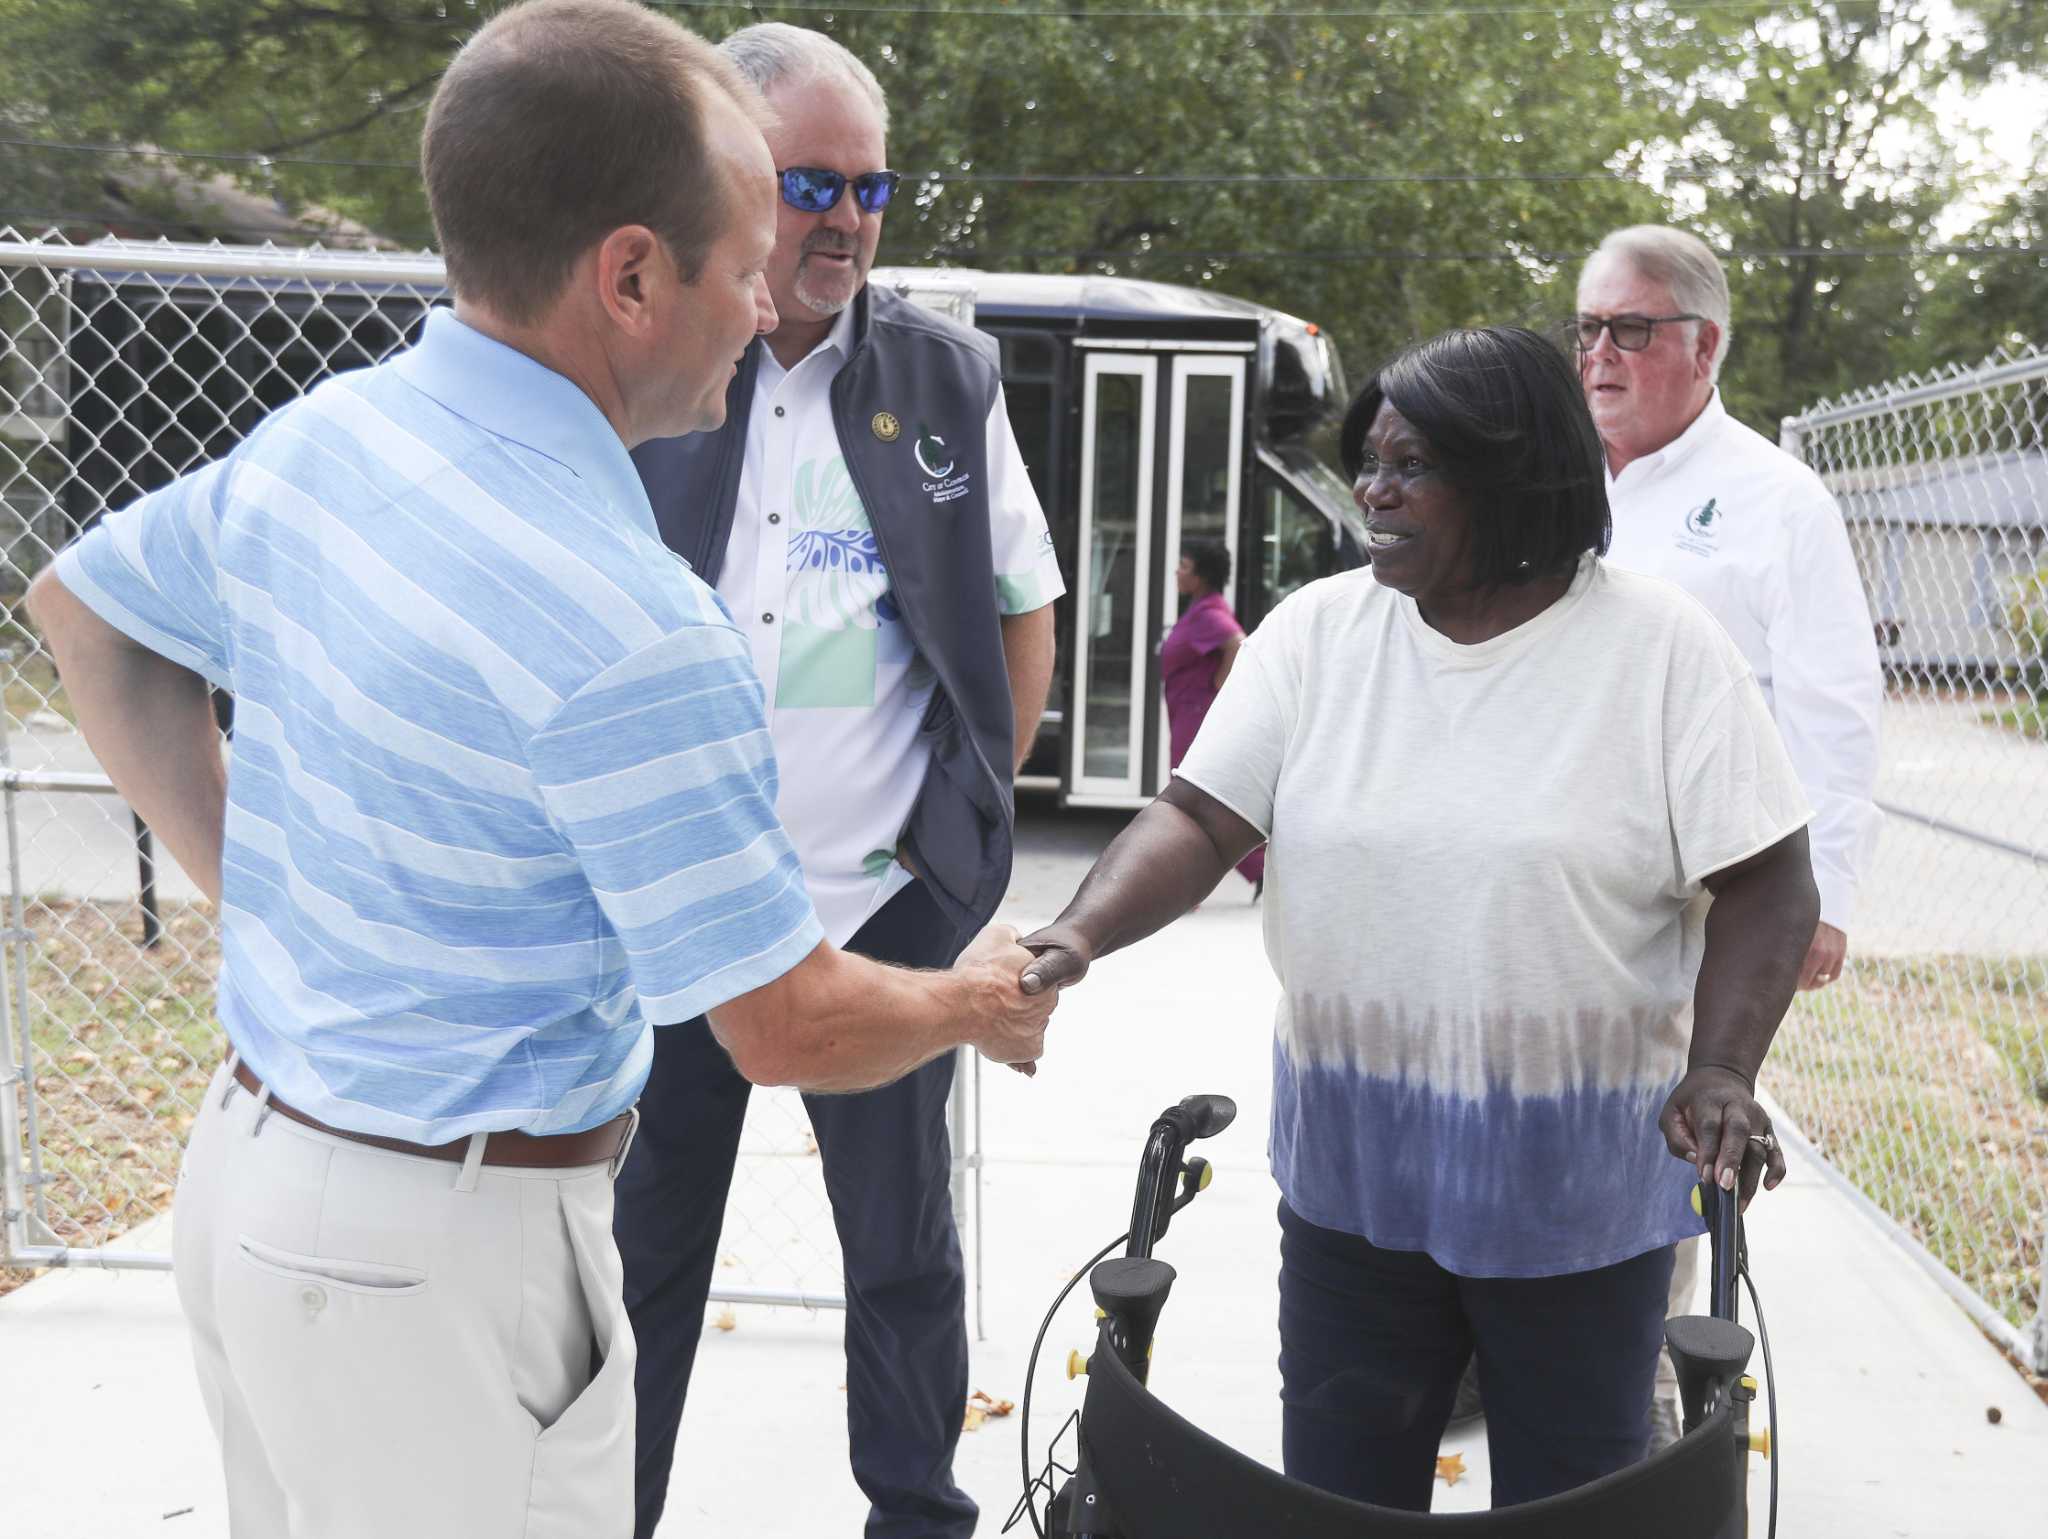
[620,22,1062,1539]
[1575,224,1881,1448]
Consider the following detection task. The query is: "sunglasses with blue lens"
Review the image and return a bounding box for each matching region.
[779,166,901,215]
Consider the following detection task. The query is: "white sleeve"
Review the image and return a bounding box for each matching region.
[1174,598,1304,836]
[1665,636,1814,898]
[986,386,1065,615]
[1764,482,1884,929]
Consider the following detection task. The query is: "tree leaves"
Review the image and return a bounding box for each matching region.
[1,0,2037,426]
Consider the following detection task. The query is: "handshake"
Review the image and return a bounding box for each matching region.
[949,921,1092,1078]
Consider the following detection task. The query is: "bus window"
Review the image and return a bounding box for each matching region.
[1178,371,1237,555]
[1005,378,1056,509]
[997,332,1061,512]
[1255,466,1336,612]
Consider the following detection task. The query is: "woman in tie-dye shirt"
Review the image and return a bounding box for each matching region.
[1018,327,1816,1513]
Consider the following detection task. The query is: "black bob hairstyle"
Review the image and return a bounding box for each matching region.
[1183,539,1232,595]
[1339,326,1611,588]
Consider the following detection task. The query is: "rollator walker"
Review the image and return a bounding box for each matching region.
[1010,1095,1778,1539]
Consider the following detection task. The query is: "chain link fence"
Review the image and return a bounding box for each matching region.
[1,230,988,1314]
[1776,343,2048,1373]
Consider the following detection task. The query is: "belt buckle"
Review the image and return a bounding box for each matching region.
[608,1105,641,1179]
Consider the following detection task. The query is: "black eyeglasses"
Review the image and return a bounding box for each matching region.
[1571,312,1704,352]
[778,167,901,215]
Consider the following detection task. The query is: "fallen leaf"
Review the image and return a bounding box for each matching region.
[713,1308,737,1333]
[968,1389,1015,1418]
[1435,1453,1466,1487]
[962,1406,986,1433]
[718,1252,740,1269]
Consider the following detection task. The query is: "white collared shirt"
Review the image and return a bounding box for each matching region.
[716,305,1064,946]
[1605,390,1882,929]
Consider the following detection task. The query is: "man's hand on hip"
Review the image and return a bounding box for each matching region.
[1797,921,1848,990]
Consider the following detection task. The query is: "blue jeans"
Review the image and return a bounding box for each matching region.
[1276,1199,1674,1509]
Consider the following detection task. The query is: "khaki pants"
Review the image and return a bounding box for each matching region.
[173,1063,635,1538]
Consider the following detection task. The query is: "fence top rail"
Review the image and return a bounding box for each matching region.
[0,767,119,795]
[0,233,449,288]
[1781,345,2048,436]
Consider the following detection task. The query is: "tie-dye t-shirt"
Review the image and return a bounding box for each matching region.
[1176,555,1811,1277]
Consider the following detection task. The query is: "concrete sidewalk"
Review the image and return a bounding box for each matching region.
[4,807,2044,1536]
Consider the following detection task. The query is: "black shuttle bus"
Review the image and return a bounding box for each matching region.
[873,270,1364,804]
[53,252,1363,807]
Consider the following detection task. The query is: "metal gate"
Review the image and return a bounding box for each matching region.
[1776,344,2048,1373]
[0,230,985,1325]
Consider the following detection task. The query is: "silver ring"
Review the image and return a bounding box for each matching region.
[1748,1133,1776,1152]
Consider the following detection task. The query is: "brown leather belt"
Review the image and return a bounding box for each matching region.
[231,1058,637,1172]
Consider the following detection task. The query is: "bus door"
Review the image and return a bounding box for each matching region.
[1155,354,1248,794]
[1070,351,1156,804]
[1069,343,1252,807]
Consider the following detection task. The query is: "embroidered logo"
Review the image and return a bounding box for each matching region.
[1677,497,1722,556]
[913,419,972,506]
[871,411,902,442]
[913,427,956,480]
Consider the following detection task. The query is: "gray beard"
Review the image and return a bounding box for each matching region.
[793,256,861,317]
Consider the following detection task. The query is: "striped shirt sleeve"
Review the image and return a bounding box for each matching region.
[52,459,234,687]
[526,621,824,1024]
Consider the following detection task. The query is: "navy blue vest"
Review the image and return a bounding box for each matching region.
[631,285,1017,946]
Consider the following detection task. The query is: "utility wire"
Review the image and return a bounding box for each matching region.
[0,207,396,246]
[651,0,1885,20]
[0,136,1934,188]
[0,136,418,173]
[928,242,2037,263]
[6,205,2027,264]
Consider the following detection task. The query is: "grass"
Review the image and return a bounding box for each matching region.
[1769,955,2048,1340]
[5,903,2044,1354]
[1,898,224,1296]
[1,607,73,728]
[1983,703,2048,741]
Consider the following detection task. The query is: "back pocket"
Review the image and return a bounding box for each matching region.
[236,1234,429,1295]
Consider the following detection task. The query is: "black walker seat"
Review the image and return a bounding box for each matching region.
[1070,1322,1744,1539]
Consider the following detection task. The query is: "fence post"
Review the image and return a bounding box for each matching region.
[0,820,28,1265]
[2032,1228,2048,1374]
[133,814,161,948]
[0,731,59,1262]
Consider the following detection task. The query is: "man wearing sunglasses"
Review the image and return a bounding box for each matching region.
[1574,224,1881,1449]
[622,22,1063,1539]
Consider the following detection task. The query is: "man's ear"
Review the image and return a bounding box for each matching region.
[1694,319,1722,381]
[594,225,664,337]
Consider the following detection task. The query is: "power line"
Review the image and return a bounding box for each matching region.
[653,0,1883,20]
[2,136,1927,188]
[0,136,416,173]
[0,207,395,247]
[7,204,2021,265]
[929,242,2038,263]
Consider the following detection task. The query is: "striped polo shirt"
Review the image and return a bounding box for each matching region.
[55,308,823,1143]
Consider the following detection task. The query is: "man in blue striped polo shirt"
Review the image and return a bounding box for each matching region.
[26,3,1055,1533]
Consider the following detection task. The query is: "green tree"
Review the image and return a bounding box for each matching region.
[0,0,2039,416]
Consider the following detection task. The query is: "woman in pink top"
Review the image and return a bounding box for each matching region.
[1160,541,1265,894]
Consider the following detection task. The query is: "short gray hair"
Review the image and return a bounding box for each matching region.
[720,22,889,137]
[1582,225,1732,378]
